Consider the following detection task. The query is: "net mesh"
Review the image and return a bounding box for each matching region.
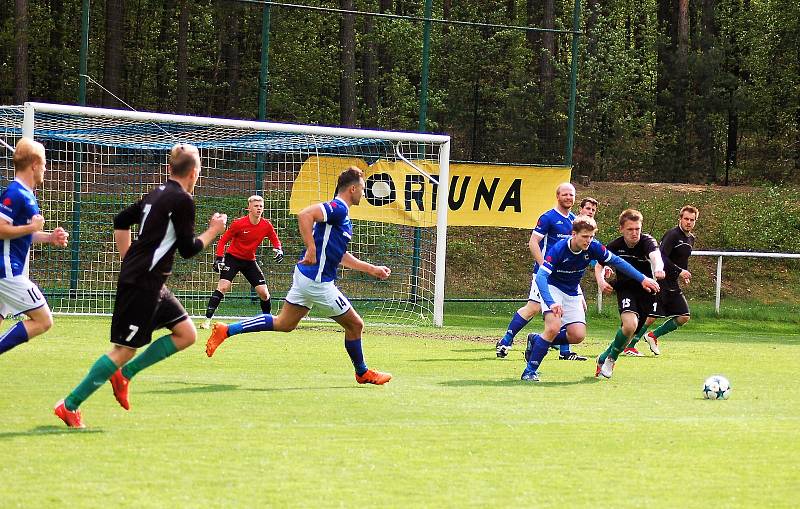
[0,106,446,325]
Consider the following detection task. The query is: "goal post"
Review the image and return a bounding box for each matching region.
[11,102,450,326]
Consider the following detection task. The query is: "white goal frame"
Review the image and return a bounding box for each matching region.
[21,102,451,326]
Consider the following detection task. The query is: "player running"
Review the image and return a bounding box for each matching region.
[625,205,698,356]
[205,166,392,385]
[0,138,69,357]
[55,144,227,428]
[520,215,660,382]
[496,183,587,360]
[201,195,283,329]
[594,209,665,377]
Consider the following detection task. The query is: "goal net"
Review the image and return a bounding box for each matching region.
[1,103,450,326]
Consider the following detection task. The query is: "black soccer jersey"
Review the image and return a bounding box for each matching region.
[113,179,203,290]
[605,234,659,289]
[660,225,695,288]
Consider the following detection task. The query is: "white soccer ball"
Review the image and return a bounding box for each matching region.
[703,375,731,400]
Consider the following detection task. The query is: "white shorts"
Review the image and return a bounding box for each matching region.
[528,275,542,303]
[541,285,586,326]
[0,276,47,318]
[285,267,353,318]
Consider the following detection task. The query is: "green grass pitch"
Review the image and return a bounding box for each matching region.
[1,313,798,508]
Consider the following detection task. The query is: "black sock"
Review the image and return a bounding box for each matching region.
[260,298,272,314]
[206,290,224,318]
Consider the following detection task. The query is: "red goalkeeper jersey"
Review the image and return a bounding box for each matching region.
[215,216,281,261]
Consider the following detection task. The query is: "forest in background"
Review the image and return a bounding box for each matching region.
[1,0,798,184]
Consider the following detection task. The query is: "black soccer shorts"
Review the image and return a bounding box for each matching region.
[110,283,188,348]
[220,253,267,288]
[615,285,657,319]
[651,286,691,318]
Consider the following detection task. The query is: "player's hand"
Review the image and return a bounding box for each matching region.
[603,266,614,279]
[273,248,284,264]
[680,269,691,285]
[549,304,563,318]
[373,265,391,280]
[299,247,316,265]
[50,226,69,247]
[209,213,227,235]
[214,256,225,273]
[29,214,45,232]
[641,277,660,294]
[600,281,614,295]
[654,269,666,280]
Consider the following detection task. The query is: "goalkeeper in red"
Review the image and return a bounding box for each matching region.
[201,195,283,329]
[205,166,392,385]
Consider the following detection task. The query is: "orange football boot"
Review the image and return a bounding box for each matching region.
[205,322,229,357]
[355,369,392,385]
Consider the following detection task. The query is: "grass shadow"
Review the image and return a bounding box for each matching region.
[439,376,601,388]
[0,425,104,440]
[142,382,240,395]
[242,386,358,393]
[411,357,500,363]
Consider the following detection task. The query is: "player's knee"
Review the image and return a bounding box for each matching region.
[218,281,231,293]
[256,287,270,300]
[678,315,690,325]
[347,315,364,336]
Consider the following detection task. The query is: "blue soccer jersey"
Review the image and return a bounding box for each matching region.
[536,238,646,307]
[0,179,40,278]
[532,208,575,273]
[296,198,352,283]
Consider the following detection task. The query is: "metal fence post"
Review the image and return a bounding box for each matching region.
[715,255,723,314]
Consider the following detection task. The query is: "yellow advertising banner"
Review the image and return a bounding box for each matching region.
[288,156,571,229]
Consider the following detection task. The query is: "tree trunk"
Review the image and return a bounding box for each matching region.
[176,0,190,113]
[362,14,377,128]
[47,0,65,102]
[339,0,356,126]
[14,0,29,103]
[156,0,176,111]
[539,0,555,156]
[103,0,125,108]
[223,4,242,116]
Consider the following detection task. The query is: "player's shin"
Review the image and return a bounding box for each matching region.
[0,322,29,355]
[228,314,274,336]
[652,317,680,338]
[205,290,224,319]
[344,338,368,375]
[608,328,631,361]
[64,354,118,410]
[121,335,178,380]
[526,335,552,372]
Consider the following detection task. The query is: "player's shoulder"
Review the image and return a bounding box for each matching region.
[606,236,625,250]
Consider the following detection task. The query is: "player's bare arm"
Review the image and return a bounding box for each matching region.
[297,203,324,265]
[0,214,44,240]
[341,252,391,280]
[595,262,614,295]
[528,230,545,265]
[114,229,132,259]
[649,250,666,280]
[196,213,228,248]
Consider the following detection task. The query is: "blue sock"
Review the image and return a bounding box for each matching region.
[345,339,368,375]
[501,312,531,345]
[552,327,569,345]
[526,335,552,373]
[559,343,571,355]
[0,322,29,355]
[228,314,273,336]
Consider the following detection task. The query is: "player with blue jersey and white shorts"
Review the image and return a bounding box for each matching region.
[206,166,393,385]
[496,183,589,360]
[0,138,69,358]
[520,215,660,382]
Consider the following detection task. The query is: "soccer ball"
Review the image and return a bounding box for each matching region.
[702,375,731,400]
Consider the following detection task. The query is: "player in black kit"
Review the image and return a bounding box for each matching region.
[55,144,227,428]
[627,205,698,356]
[595,209,665,378]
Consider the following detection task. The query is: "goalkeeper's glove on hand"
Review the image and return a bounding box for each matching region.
[214,256,225,273]
[273,248,284,264]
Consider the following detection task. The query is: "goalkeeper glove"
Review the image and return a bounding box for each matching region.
[214,256,225,273]
[273,248,284,264]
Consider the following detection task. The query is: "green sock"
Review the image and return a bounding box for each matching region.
[65,354,119,411]
[121,334,178,380]
[628,324,650,349]
[597,343,613,365]
[608,328,631,361]
[652,317,680,339]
